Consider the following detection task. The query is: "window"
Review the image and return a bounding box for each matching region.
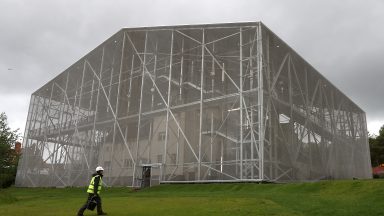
[123,159,132,168]
[157,154,163,163]
[170,153,176,164]
[158,132,166,141]
[104,161,111,168]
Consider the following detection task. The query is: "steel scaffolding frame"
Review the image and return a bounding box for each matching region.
[16,22,372,187]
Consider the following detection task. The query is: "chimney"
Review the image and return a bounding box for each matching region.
[15,141,22,154]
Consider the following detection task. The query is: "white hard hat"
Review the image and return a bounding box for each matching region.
[96,166,104,172]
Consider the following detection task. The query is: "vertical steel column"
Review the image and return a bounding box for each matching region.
[88,79,95,116]
[211,44,215,98]
[91,47,105,181]
[107,59,114,114]
[239,27,244,179]
[68,81,80,185]
[31,95,39,134]
[210,43,215,175]
[51,108,60,180]
[249,41,255,179]
[87,71,96,173]
[43,82,55,185]
[179,39,184,101]
[198,29,205,181]
[111,32,126,183]
[124,51,134,187]
[191,61,194,84]
[220,139,224,173]
[77,61,89,174]
[164,30,174,180]
[52,72,70,185]
[210,112,214,167]
[362,114,371,177]
[176,120,180,165]
[127,54,134,116]
[148,42,158,162]
[177,40,183,165]
[107,55,116,184]
[304,67,312,179]
[71,79,84,185]
[265,34,276,180]
[134,31,148,186]
[257,24,264,180]
[288,56,294,166]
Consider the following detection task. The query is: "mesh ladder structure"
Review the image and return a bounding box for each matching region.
[15,22,372,187]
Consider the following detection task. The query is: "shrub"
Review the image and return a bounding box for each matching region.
[0,173,15,188]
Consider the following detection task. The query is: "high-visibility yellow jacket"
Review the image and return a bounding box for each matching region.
[87,174,103,194]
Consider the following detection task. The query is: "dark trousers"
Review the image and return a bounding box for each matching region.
[77,193,103,215]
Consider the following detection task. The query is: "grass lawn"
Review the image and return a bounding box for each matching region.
[1,179,384,216]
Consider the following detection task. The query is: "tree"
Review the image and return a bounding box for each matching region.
[369,125,384,167]
[0,112,19,188]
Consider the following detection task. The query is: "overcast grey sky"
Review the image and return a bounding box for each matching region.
[1,0,384,139]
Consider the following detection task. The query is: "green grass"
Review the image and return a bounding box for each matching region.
[1,179,384,216]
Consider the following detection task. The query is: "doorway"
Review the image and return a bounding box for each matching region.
[141,166,151,188]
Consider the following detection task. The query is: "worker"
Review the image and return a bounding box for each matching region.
[77,166,107,216]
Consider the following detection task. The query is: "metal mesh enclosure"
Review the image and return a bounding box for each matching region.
[15,22,372,187]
